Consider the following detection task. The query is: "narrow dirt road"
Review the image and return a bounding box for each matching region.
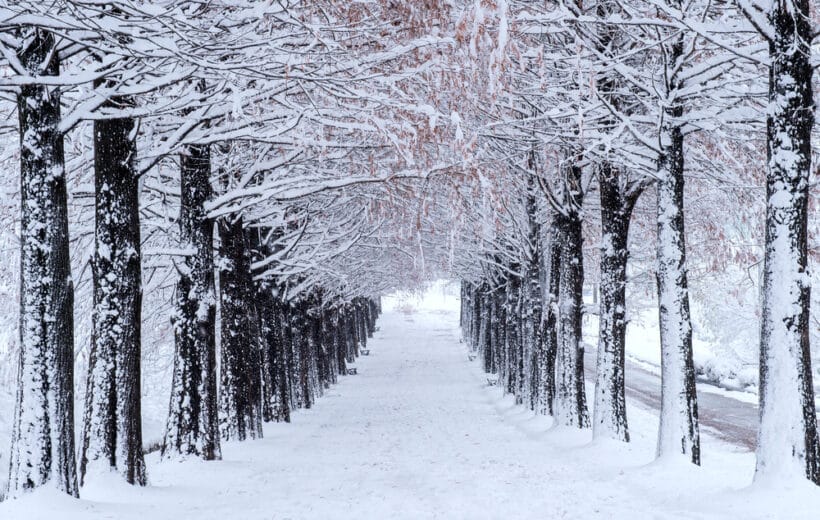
[583,350,758,450]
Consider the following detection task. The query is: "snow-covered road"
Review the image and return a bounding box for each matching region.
[2,289,819,519]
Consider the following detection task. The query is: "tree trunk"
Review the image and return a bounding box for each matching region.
[339,304,352,363]
[246,228,276,423]
[460,282,471,342]
[217,216,263,441]
[755,0,819,483]
[471,285,482,351]
[163,143,220,461]
[272,292,292,422]
[292,300,312,409]
[554,202,590,428]
[256,283,290,423]
[523,181,543,411]
[655,116,699,464]
[537,225,561,417]
[504,274,521,398]
[514,280,526,404]
[281,302,298,408]
[334,308,348,377]
[323,308,339,386]
[593,163,635,442]
[310,298,327,395]
[81,94,146,486]
[8,28,78,498]
[486,286,500,374]
[258,288,276,422]
[364,299,375,338]
[478,289,490,364]
[482,290,494,373]
[356,299,368,350]
[493,283,507,379]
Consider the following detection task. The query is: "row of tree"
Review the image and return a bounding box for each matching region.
[449,0,818,486]
[3,0,819,500]
[2,0,421,500]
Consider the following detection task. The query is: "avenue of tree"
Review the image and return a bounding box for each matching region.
[0,0,819,500]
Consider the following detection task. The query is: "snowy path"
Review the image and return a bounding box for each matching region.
[3,295,819,519]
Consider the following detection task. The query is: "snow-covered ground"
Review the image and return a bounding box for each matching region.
[1,281,820,518]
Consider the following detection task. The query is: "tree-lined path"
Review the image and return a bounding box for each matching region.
[3,289,813,520]
[5,1,820,510]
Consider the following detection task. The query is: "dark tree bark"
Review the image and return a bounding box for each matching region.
[163,143,221,461]
[493,283,507,379]
[364,299,375,338]
[554,162,590,428]
[320,304,339,387]
[254,279,292,424]
[477,288,490,363]
[471,284,482,351]
[341,304,356,364]
[349,302,361,359]
[755,0,819,483]
[269,290,292,422]
[589,0,643,442]
[280,302,298,408]
[217,216,263,440]
[8,28,78,498]
[274,294,293,422]
[309,297,328,395]
[537,228,560,417]
[334,308,348,376]
[460,282,469,339]
[292,299,313,409]
[369,299,379,332]
[514,280,526,405]
[522,176,543,411]
[246,227,277,423]
[593,163,641,442]
[504,272,521,399]
[258,290,277,422]
[482,290,494,373]
[81,93,146,486]
[355,299,368,351]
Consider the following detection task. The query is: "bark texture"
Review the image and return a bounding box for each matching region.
[755,0,819,483]
[81,95,146,486]
[554,163,590,428]
[593,163,636,442]
[8,28,78,498]
[163,143,221,461]
[217,216,263,441]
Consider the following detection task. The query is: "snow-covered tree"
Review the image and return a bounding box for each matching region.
[753,0,819,484]
[6,25,78,499]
